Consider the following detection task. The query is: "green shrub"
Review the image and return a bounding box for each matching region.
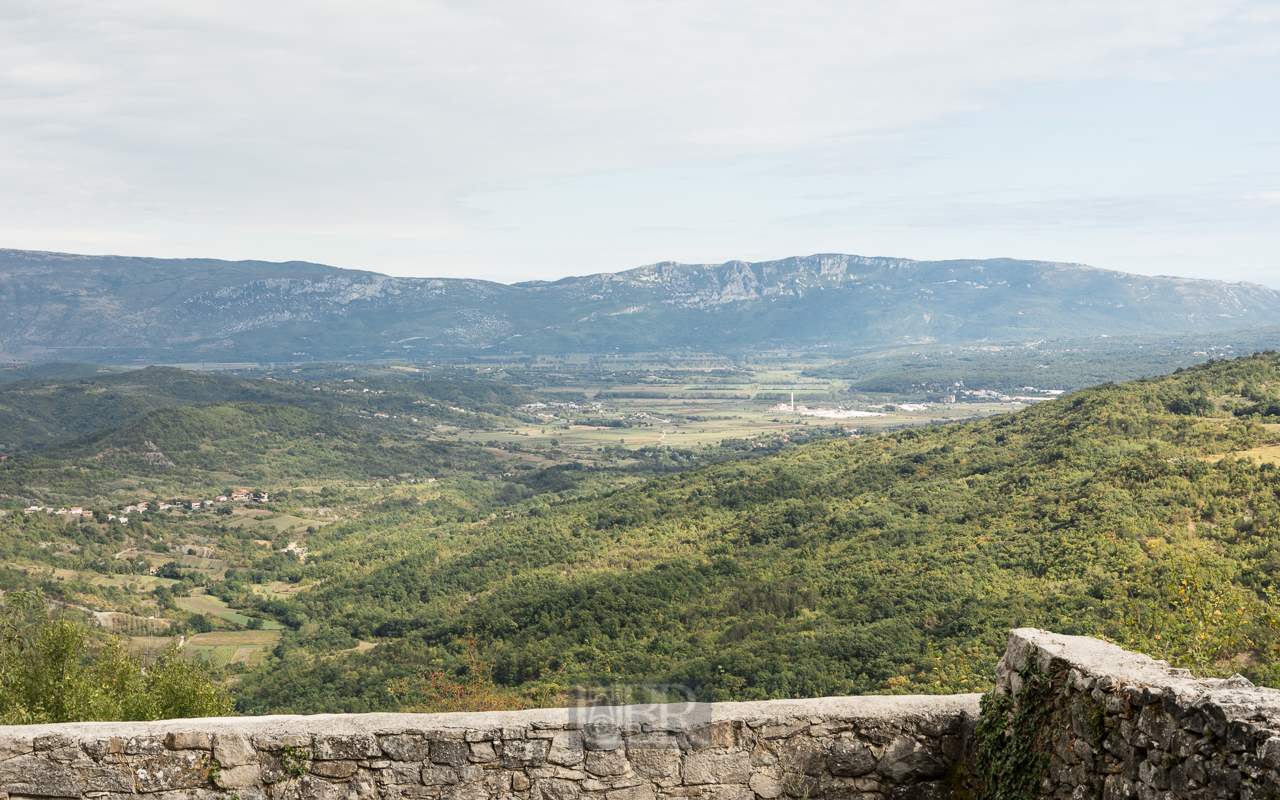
[0,591,233,724]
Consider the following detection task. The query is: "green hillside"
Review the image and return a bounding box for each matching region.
[0,365,536,452]
[0,363,127,384]
[227,351,1280,713]
[0,402,506,499]
[811,326,1280,394]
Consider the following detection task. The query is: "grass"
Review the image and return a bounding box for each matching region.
[251,580,307,600]
[186,629,281,668]
[1206,443,1280,465]
[186,630,281,646]
[223,508,324,533]
[456,396,1019,452]
[186,645,239,668]
[176,593,285,630]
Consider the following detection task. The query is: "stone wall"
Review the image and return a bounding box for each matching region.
[13,627,1280,800]
[988,628,1280,800]
[0,695,979,800]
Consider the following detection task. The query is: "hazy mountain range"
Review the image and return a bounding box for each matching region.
[3,248,1279,363]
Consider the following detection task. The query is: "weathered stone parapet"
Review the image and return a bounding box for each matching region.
[0,695,979,800]
[988,628,1280,800]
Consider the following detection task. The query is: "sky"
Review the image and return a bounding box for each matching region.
[1,0,1278,286]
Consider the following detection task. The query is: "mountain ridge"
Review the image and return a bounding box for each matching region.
[3,248,1279,362]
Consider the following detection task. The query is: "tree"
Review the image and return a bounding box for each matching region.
[0,591,233,724]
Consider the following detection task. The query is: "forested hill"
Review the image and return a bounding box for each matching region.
[4,248,1279,362]
[0,366,535,452]
[233,352,1280,714]
[0,402,516,503]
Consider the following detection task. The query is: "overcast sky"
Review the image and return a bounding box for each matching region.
[2,1,1278,285]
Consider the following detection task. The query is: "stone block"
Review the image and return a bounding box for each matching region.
[888,781,952,800]
[749,771,784,799]
[0,739,34,763]
[535,778,581,800]
[1103,775,1138,800]
[165,732,212,751]
[916,715,961,738]
[485,769,514,792]
[548,731,585,767]
[585,726,624,752]
[1138,759,1168,791]
[698,785,753,800]
[216,763,264,790]
[381,761,426,785]
[433,740,472,767]
[681,753,751,785]
[315,734,382,761]
[444,783,490,800]
[277,774,343,800]
[502,740,550,768]
[349,772,381,800]
[777,737,826,777]
[423,767,462,786]
[82,738,113,762]
[389,787,444,800]
[0,754,132,797]
[513,773,532,791]
[132,751,212,792]
[33,734,76,752]
[627,735,680,781]
[380,734,429,762]
[585,749,630,777]
[44,745,83,764]
[254,733,313,751]
[214,733,257,767]
[685,722,746,750]
[607,786,656,800]
[827,740,875,778]
[1228,721,1254,753]
[126,736,168,756]
[759,723,806,740]
[311,760,360,780]
[807,722,855,738]
[471,741,498,763]
[876,737,945,783]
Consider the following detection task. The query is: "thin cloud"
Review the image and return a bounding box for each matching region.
[0,0,1277,278]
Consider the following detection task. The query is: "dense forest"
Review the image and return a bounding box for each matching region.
[217,352,1280,713]
[4,352,1280,718]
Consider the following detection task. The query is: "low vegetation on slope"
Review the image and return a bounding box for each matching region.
[0,591,231,724]
[223,352,1280,713]
[0,402,508,499]
[0,365,535,452]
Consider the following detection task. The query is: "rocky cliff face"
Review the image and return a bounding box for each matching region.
[3,249,1278,362]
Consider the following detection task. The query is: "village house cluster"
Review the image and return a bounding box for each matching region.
[24,490,269,520]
